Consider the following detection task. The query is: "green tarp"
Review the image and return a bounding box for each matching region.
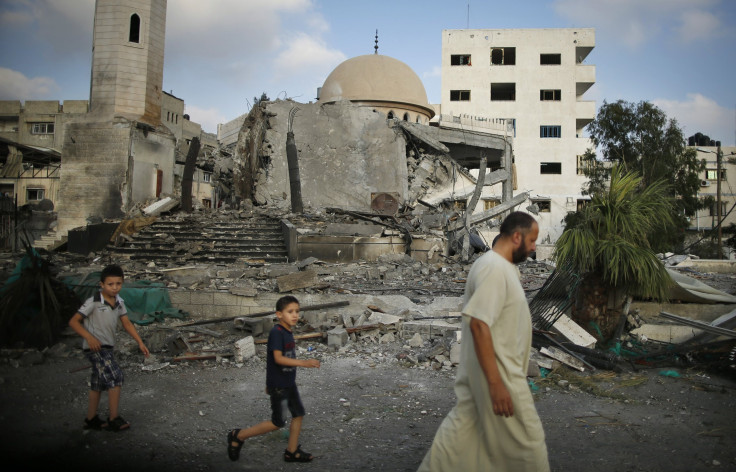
[62,272,189,325]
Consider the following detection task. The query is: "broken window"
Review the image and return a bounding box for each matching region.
[387,111,395,119]
[490,83,515,101]
[540,125,561,138]
[706,169,726,181]
[403,113,410,121]
[451,54,472,66]
[26,188,45,201]
[450,90,471,101]
[531,199,551,212]
[540,162,562,174]
[490,47,515,65]
[30,123,54,134]
[202,199,212,208]
[577,199,589,212]
[129,14,140,43]
[540,54,561,65]
[483,198,500,211]
[540,89,561,101]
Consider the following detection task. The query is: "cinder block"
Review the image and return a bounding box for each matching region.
[190,291,214,305]
[327,327,348,348]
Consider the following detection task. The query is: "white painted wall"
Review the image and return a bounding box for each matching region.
[441,28,596,243]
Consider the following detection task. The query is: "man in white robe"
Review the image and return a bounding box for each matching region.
[418,211,550,471]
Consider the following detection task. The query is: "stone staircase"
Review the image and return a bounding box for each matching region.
[107,216,289,264]
[32,229,68,251]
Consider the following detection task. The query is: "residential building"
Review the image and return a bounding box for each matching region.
[439,28,596,242]
[688,142,736,240]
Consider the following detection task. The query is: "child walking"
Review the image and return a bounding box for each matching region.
[228,295,321,462]
[68,264,149,431]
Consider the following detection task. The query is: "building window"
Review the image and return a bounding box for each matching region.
[167,112,170,121]
[491,47,515,65]
[531,199,551,212]
[129,14,141,43]
[706,169,726,181]
[483,198,501,211]
[540,125,561,138]
[203,172,211,183]
[26,188,45,201]
[576,154,592,175]
[450,90,471,101]
[387,111,395,120]
[540,54,561,65]
[175,114,178,124]
[451,54,471,66]
[577,199,589,212]
[540,90,561,101]
[709,201,727,217]
[202,199,212,208]
[540,162,562,174]
[31,123,54,134]
[491,83,515,101]
[403,113,410,121]
[416,116,421,124]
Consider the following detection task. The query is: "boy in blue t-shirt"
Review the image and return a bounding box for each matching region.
[227,295,321,463]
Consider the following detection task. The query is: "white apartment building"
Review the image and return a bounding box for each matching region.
[690,144,736,235]
[440,28,596,242]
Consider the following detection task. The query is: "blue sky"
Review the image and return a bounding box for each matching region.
[1,0,735,145]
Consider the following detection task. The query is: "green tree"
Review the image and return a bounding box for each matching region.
[580,100,706,251]
[554,165,674,341]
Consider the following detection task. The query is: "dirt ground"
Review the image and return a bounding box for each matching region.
[1,329,735,472]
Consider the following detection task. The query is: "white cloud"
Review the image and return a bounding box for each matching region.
[272,33,346,80]
[166,0,314,58]
[0,67,57,100]
[676,10,722,42]
[653,93,735,145]
[553,0,724,47]
[184,104,228,135]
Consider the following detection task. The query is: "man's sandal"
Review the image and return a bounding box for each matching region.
[83,415,107,430]
[227,429,244,461]
[284,445,314,462]
[107,416,130,432]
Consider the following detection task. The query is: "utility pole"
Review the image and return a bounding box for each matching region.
[716,141,722,259]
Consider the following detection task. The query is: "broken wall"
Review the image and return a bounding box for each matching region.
[236,100,408,212]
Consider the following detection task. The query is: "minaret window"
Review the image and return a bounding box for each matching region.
[129,14,141,43]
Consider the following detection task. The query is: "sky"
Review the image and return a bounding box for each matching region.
[1,0,735,145]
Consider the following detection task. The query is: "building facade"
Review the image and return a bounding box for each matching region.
[440,28,596,242]
[689,144,736,238]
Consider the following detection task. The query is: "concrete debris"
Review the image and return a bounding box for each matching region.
[234,336,256,362]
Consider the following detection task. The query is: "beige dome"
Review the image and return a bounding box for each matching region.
[319,54,435,119]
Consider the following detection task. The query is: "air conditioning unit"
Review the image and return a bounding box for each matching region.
[700,180,711,187]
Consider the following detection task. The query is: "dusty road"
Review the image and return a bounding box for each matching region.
[1,337,735,472]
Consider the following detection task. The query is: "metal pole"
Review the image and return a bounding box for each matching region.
[717,142,722,258]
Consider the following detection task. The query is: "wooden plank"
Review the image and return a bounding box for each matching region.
[540,346,585,371]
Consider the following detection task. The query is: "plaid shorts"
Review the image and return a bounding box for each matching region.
[85,348,124,391]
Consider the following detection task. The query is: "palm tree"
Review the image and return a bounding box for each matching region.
[554,165,674,341]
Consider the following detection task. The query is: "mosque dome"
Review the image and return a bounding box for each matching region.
[319,54,435,122]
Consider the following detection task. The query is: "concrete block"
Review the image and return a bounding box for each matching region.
[552,314,597,349]
[408,333,424,347]
[277,269,319,293]
[367,312,402,326]
[233,317,263,336]
[234,336,256,362]
[328,327,348,348]
[631,324,701,344]
[190,291,214,306]
[214,292,239,307]
[449,343,461,364]
[168,291,191,305]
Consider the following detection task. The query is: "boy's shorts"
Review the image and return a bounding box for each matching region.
[84,347,124,391]
[268,386,305,427]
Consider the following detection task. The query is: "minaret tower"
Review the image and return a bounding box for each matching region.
[89,0,166,125]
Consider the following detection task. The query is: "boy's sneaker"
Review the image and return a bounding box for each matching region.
[107,416,130,432]
[83,415,107,430]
